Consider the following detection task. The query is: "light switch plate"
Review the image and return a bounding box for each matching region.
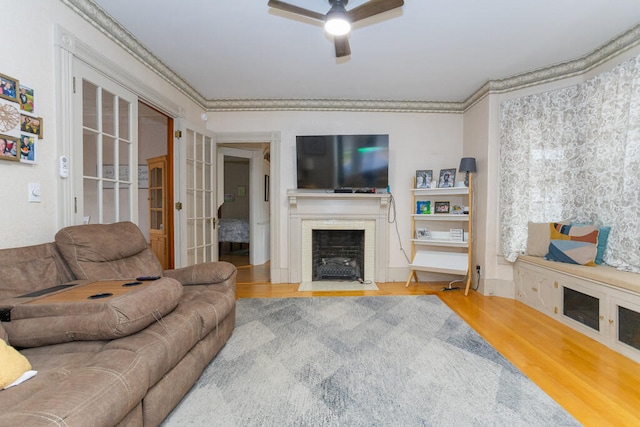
[28,183,41,203]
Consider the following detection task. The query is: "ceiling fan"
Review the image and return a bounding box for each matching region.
[268,0,404,57]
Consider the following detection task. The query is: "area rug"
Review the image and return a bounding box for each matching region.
[297,280,379,292]
[162,296,579,427]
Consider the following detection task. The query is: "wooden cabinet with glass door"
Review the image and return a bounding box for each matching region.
[147,155,169,269]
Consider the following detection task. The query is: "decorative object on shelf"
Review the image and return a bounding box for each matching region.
[450,229,464,242]
[438,168,456,188]
[416,227,431,239]
[459,157,477,187]
[451,204,464,214]
[435,201,450,213]
[415,170,432,188]
[416,200,431,214]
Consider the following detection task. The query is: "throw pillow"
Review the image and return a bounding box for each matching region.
[571,223,611,265]
[526,221,570,257]
[595,226,611,264]
[545,223,599,266]
[526,222,552,256]
[0,339,34,389]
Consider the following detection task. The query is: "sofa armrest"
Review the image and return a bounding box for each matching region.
[163,261,237,287]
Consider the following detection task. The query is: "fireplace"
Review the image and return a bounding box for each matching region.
[288,191,390,284]
[313,229,365,281]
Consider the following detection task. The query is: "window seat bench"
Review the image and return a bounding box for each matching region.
[514,255,640,363]
[517,255,640,294]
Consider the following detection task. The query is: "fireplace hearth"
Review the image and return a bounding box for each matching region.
[313,229,364,281]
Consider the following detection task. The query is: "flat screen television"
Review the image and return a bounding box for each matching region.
[296,134,389,190]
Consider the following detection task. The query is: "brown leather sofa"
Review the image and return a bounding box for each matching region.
[0,221,236,426]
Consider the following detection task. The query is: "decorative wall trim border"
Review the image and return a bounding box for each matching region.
[64,0,640,114]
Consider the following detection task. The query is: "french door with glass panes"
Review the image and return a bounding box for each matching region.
[73,59,138,225]
[174,125,217,266]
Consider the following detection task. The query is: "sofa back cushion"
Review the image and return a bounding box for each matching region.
[0,243,75,298]
[55,222,163,280]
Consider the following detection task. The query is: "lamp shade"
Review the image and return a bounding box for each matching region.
[459,157,477,173]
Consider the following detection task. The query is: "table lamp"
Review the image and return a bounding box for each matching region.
[459,157,477,187]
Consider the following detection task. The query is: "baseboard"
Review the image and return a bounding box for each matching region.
[479,278,515,298]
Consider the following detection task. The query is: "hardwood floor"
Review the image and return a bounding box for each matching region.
[226,259,640,426]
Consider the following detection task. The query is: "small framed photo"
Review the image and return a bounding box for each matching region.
[415,170,432,188]
[20,115,43,138]
[19,133,37,164]
[416,227,431,239]
[18,84,35,115]
[0,134,19,162]
[435,201,450,214]
[438,168,456,188]
[0,73,19,102]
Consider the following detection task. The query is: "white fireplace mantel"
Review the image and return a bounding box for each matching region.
[288,190,390,283]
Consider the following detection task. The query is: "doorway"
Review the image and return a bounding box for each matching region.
[217,143,270,275]
[138,102,174,268]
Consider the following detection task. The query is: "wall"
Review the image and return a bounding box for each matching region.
[222,158,250,219]
[0,0,205,249]
[208,111,464,281]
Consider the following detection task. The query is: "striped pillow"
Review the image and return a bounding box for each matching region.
[545,223,599,266]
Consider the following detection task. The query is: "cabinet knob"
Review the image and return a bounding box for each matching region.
[609,319,614,324]
[531,287,537,292]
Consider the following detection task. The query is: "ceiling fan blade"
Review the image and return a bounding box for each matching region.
[334,36,351,58]
[267,0,325,21]
[347,0,404,23]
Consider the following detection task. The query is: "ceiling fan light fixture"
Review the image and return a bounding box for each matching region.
[324,7,351,36]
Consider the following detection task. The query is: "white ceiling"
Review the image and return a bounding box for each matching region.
[91,0,640,103]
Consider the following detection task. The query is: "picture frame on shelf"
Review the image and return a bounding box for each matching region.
[416,227,431,239]
[416,200,431,214]
[0,73,18,102]
[451,204,464,214]
[415,170,432,188]
[434,201,450,214]
[0,134,19,161]
[18,84,35,115]
[450,228,464,242]
[437,168,456,188]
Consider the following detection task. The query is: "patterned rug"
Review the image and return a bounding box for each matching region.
[162,296,579,426]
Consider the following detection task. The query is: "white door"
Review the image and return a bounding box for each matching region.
[174,122,217,267]
[73,60,138,225]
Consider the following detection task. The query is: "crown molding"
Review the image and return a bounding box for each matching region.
[205,98,464,113]
[64,0,640,114]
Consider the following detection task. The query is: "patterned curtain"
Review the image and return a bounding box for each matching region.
[499,54,640,273]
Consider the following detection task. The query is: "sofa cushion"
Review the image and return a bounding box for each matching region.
[55,221,163,280]
[0,349,150,426]
[3,278,183,348]
[0,339,33,389]
[0,243,74,298]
